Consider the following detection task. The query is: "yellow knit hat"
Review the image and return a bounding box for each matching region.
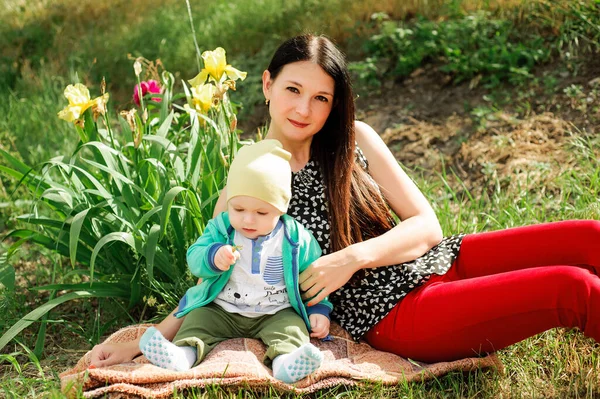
[226,139,292,213]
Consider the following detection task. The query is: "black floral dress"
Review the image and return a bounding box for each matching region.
[287,151,464,341]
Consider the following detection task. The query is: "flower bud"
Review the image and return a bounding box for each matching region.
[134,60,142,77]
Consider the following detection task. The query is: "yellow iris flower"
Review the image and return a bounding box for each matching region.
[57,83,110,123]
[188,47,247,86]
[187,83,216,114]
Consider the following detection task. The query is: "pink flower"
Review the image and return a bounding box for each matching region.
[133,80,162,106]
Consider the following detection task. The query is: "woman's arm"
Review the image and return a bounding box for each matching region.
[300,120,443,305]
[349,120,443,265]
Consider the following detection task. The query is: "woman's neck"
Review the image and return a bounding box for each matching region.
[265,130,312,172]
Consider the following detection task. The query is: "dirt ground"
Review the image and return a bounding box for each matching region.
[357,59,600,195]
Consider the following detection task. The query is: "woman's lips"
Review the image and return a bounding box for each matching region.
[288,119,309,128]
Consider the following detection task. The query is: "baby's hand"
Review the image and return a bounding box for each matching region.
[309,314,330,339]
[214,245,240,271]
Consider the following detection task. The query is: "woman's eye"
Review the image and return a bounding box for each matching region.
[286,86,299,94]
[316,96,329,103]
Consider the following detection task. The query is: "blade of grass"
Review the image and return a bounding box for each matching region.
[0,290,126,352]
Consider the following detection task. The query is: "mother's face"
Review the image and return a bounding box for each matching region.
[263,61,335,143]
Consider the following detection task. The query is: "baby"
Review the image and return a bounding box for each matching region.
[139,139,331,383]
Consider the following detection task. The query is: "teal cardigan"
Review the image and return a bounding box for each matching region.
[175,212,332,330]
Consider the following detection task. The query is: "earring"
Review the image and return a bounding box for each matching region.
[265,99,270,106]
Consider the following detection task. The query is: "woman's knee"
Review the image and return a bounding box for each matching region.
[552,266,599,307]
[553,219,600,267]
[577,219,600,239]
[576,219,600,267]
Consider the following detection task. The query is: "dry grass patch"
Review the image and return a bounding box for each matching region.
[382,111,595,199]
[457,112,580,195]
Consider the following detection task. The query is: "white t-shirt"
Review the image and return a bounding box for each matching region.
[213,221,291,317]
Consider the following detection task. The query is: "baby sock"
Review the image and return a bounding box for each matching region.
[139,327,197,371]
[272,343,324,383]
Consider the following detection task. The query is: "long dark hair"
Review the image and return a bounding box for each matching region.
[267,34,394,253]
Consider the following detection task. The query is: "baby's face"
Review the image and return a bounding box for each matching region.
[228,196,282,239]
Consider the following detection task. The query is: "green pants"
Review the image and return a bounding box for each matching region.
[173,303,309,366]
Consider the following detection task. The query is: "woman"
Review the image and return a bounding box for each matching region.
[90,34,600,367]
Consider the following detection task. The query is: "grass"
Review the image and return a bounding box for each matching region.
[1,349,79,399]
[1,125,599,397]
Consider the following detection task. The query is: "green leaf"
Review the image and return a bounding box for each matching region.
[185,114,203,187]
[0,161,49,197]
[31,282,130,297]
[90,232,137,281]
[169,206,187,269]
[80,141,121,166]
[159,73,172,121]
[129,267,141,308]
[197,111,220,132]
[0,148,44,181]
[156,111,174,138]
[150,248,179,281]
[5,229,86,263]
[0,290,125,352]
[120,183,140,212]
[145,224,161,282]
[0,253,15,291]
[82,108,98,143]
[143,135,177,152]
[34,292,54,358]
[199,190,220,212]
[69,209,91,268]
[136,205,163,230]
[173,156,185,182]
[80,141,127,189]
[17,215,97,252]
[117,114,134,145]
[41,188,75,209]
[159,187,188,238]
[50,161,112,200]
[181,80,192,104]
[81,157,156,205]
[138,158,168,203]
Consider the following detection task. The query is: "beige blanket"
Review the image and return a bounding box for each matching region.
[60,323,502,397]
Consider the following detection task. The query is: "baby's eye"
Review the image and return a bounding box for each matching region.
[257,212,268,216]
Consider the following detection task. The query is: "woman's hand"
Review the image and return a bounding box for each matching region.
[89,341,140,368]
[299,248,362,306]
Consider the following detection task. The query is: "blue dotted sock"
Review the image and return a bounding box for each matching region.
[272,343,323,383]
[139,327,196,371]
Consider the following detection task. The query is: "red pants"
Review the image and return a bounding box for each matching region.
[364,220,600,363]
